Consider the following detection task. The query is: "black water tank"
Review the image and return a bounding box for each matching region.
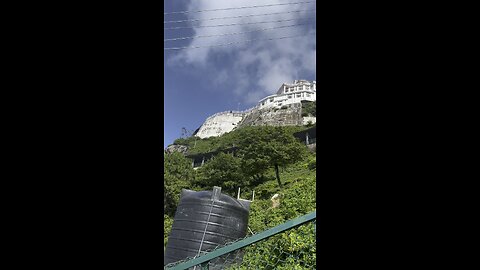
[164,186,250,267]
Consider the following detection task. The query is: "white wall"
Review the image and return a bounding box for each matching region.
[196,112,244,139]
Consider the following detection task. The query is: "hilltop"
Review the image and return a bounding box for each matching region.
[193,80,316,139]
[166,101,316,156]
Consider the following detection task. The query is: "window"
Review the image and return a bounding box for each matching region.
[306,93,311,97]
[269,98,274,102]
[288,95,292,98]
[296,94,301,98]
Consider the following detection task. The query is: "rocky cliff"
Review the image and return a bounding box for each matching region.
[238,103,304,127]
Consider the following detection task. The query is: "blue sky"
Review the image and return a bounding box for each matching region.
[164,0,316,148]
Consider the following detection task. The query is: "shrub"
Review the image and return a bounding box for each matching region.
[164,215,174,248]
[307,156,316,170]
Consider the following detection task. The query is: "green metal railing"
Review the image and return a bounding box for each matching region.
[165,211,316,270]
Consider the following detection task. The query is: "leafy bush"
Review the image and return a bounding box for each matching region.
[164,152,196,216]
[307,156,316,170]
[237,174,316,269]
[301,101,316,117]
[164,215,173,248]
[194,152,248,196]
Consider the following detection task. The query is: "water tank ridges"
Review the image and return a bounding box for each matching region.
[164,187,251,268]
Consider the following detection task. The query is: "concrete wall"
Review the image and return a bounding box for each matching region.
[196,112,244,139]
[238,103,304,128]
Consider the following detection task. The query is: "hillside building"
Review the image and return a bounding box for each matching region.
[256,80,316,109]
[194,80,316,139]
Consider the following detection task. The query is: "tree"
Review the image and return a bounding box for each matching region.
[164,152,195,216]
[195,152,247,196]
[237,126,307,188]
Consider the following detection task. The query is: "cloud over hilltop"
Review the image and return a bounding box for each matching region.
[166,0,316,106]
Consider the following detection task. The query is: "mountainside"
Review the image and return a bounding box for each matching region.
[164,142,317,268]
[194,101,316,139]
[164,122,317,268]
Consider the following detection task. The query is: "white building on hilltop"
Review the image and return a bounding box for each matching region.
[257,80,316,109]
[194,80,316,139]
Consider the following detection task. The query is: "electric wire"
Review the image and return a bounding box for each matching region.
[164,32,315,50]
[164,17,315,30]
[164,1,314,15]
[164,22,314,42]
[164,9,315,24]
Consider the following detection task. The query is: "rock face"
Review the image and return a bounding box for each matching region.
[302,116,316,125]
[193,103,315,139]
[195,111,244,139]
[238,103,304,128]
[165,144,188,155]
[271,194,281,208]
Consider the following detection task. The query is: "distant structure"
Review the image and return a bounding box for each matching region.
[257,80,316,109]
[194,80,316,139]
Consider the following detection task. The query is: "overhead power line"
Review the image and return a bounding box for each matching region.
[164,22,314,42]
[164,17,315,30]
[164,9,315,24]
[164,32,315,50]
[164,1,314,15]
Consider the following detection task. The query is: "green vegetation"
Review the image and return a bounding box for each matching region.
[237,126,307,188]
[164,125,317,268]
[240,165,316,269]
[164,214,173,250]
[193,152,247,197]
[301,101,316,117]
[173,125,308,155]
[163,152,196,216]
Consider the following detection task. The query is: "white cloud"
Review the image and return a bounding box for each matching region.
[166,0,316,106]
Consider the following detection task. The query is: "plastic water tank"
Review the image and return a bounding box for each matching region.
[164,186,251,267]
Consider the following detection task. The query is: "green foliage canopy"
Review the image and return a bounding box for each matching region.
[164,152,195,216]
[301,101,316,117]
[194,152,247,197]
[237,126,307,188]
